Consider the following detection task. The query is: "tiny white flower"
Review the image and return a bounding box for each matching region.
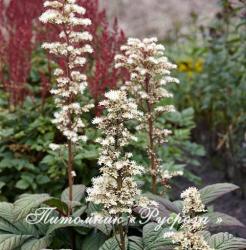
[49,143,60,151]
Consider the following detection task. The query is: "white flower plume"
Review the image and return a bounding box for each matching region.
[40,0,94,143]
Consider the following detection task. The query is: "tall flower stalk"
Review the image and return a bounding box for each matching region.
[115,37,180,194]
[87,90,152,250]
[40,0,94,215]
[165,187,213,250]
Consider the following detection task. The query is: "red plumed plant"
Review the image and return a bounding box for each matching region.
[0,0,126,107]
[79,0,127,104]
[0,0,43,106]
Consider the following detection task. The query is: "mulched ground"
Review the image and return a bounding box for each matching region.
[171,158,246,238]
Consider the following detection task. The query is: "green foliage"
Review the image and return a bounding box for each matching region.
[199,183,239,204]
[207,232,246,250]
[141,223,174,250]
[99,236,126,250]
[0,93,99,201]
[0,183,245,249]
[0,202,51,250]
[168,1,246,191]
[82,231,107,250]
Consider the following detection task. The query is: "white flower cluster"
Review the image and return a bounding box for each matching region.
[115,37,178,140]
[87,90,152,215]
[165,187,212,250]
[180,187,206,215]
[115,37,179,106]
[40,0,94,143]
[115,37,180,184]
[171,231,213,250]
[161,170,183,180]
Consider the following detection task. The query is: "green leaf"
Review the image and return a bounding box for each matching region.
[36,175,50,185]
[0,202,14,222]
[142,223,174,250]
[200,183,239,204]
[146,193,181,214]
[45,198,68,215]
[15,180,29,190]
[82,230,107,250]
[88,221,112,236]
[20,236,51,250]
[208,232,246,250]
[128,236,143,250]
[0,218,20,234]
[0,234,31,250]
[61,184,85,203]
[73,206,86,217]
[205,212,245,228]
[0,181,5,190]
[46,222,85,235]
[13,194,51,221]
[99,235,127,250]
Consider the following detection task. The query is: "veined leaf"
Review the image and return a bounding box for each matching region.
[0,202,14,222]
[128,236,143,250]
[143,223,174,250]
[13,193,51,221]
[0,234,31,250]
[208,232,246,250]
[200,183,239,204]
[20,236,51,250]
[61,184,85,203]
[99,235,127,250]
[205,212,245,228]
[82,230,107,250]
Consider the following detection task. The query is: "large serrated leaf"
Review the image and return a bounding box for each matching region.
[0,218,20,235]
[0,201,44,237]
[14,221,40,238]
[0,201,53,249]
[128,236,143,250]
[81,230,107,250]
[61,184,85,203]
[13,194,51,221]
[20,236,51,250]
[208,232,246,250]
[0,234,31,250]
[202,231,211,241]
[205,212,245,228]
[0,203,14,222]
[146,193,180,214]
[143,223,174,250]
[88,222,112,236]
[99,235,127,250]
[200,183,239,204]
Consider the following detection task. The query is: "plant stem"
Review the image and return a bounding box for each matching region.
[147,108,157,194]
[145,75,157,193]
[67,140,74,216]
[63,21,75,217]
[116,174,125,250]
[118,221,125,250]
[115,124,126,250]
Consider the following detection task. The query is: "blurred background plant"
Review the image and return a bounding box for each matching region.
[168,0,246,195]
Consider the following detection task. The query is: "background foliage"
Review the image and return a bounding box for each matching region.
[168,0,246,195]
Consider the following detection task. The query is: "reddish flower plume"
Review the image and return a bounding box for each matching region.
[0,0,44,105]
[0,0,127,107]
